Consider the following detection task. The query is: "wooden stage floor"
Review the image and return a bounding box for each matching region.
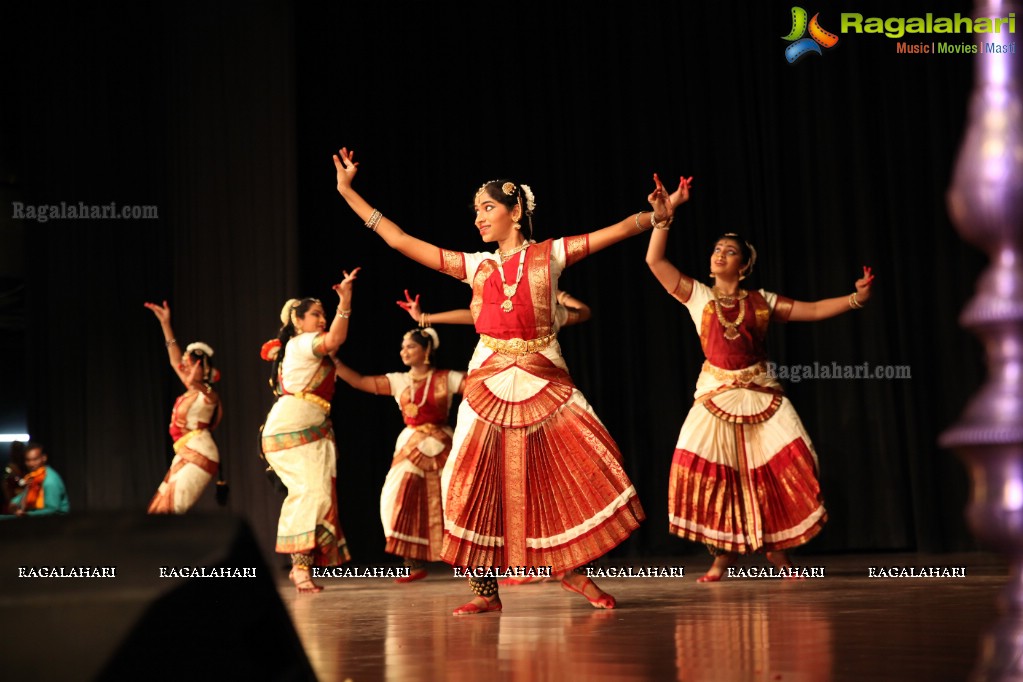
[275,552,1010,681]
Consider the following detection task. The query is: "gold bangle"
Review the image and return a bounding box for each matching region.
[848,293,864,309]
[365,209,383,231]
[651,215,673,230]
[634,212,651,231]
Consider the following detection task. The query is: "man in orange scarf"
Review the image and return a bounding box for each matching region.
[6,443,69,517]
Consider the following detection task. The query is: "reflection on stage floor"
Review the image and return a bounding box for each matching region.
[276,553,1007,681]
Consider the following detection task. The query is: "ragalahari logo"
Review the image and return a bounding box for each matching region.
[783,7,839,63]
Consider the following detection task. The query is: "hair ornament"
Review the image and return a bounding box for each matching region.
[280,298,301,325]
[186,341,214,357]
[519,184,536,214]
[420,326,440,351]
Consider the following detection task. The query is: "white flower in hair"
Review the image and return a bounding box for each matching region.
[421,327,440,350]
[520,184,536,214]
[186,341,214,357]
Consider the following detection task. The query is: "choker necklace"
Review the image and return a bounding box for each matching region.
[496,246,528,312]
[403,369,433,418]
[712,287,747,310]
[497,240,533,263]
[712,288,747,341]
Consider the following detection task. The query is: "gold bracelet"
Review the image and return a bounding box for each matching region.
[365,209,383,231]
[651,215,673,230]
[634,212,651,232]
[165,338,177,347]
[848,292,864,309]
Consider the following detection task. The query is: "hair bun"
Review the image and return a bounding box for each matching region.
[279,299,300,325]
[421,326,440,350]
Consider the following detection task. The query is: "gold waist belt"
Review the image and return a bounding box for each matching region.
[480,332,557,355]
[289,391,331,413]
[702,361,767,385]
[173,428,205,453]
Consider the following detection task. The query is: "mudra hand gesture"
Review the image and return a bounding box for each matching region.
[668,176,694,210]
[855,266,875,304]
[647,173,674,223]
[333,147,358,195]
[332,268,361,305]
[397,290,421,322]
[144,300,171,324]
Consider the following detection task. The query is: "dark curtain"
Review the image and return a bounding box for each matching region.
[9,0,987,565]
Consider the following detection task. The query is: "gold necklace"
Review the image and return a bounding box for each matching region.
[496,246,528,312]
[497,240,532,263]
[712,287,747,310]
[713,288,747,341]
[403,369,433,418]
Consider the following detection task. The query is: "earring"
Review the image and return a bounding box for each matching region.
[709,273,716,279]
[739,275,746,281]
[513,223,521,231]
[425,354,431,365]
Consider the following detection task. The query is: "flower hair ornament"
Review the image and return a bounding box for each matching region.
[420,326,440,351]
[280,298,301,325]
[475,180,537,215]
[185,341,214,357]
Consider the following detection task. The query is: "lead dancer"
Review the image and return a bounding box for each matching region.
[334,147,657,614]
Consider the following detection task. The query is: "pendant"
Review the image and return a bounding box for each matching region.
[503,284,517,297]
[403,403,419,418]
[501,299,514,312]
[724,326,741,341]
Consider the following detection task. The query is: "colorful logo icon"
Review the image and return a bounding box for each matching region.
[783,7,839,63]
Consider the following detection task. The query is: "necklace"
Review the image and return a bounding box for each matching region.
[497,240,533,263]
[496,246,528,312]
[403,369,433,418]
[712,288,747,341]
[712,287,747,310]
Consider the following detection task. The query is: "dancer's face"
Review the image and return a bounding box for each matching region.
[400,336,428,367]
[473,191,520,244]
[710,239,746,279]
[298,303,327,334]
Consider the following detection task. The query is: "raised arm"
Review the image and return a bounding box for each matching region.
[321,268,360,355]
[788,267,875,322]
[645,177,693,297]
[587,174,677,255]
[330,355,388,395]
[334,148,445,270]
[144,301,191,387]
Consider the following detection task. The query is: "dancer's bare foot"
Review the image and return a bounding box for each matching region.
[697,553,738,583]
[766,551,804,580]
[561,573,616,609]
[289,566,323,593]
[452,594,502,615]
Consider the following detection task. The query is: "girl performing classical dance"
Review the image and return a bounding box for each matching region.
[144,301,223,514]
[260,269,359,592]
[334,146,655,614]
[645,177,875,581]
[332,326,465,582]
[397,289,591,587]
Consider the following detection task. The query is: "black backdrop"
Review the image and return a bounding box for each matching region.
[5,0,990,565]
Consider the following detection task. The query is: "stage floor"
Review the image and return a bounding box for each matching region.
[276,552,1008,681]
